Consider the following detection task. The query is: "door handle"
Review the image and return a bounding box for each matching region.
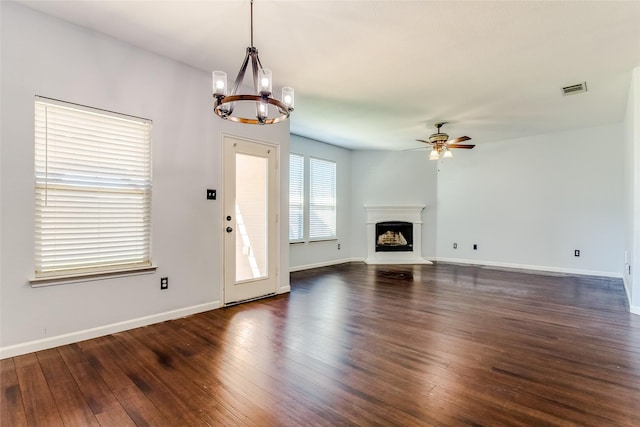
[226,227,233,233]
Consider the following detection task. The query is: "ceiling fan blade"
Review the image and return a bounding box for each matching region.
[415,139,433,144]
[448,136,471,144]
[448,144,475,149]
[402,147,428,152]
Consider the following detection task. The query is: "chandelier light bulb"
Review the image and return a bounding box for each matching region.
[258,69,272,95]
[282,87,295,108]
[429,148,440,160]
[258,102,268,119]
[443,149,453,158]
[212,71,227,96]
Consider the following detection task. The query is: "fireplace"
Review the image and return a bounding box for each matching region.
[375,221,413,252]
[364,205,432,265]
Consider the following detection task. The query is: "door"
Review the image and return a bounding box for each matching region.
[223,136,278,305]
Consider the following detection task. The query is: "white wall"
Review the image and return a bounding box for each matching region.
[0,2,290,357]
[350,151,439,260]
[289,134,351,270]
[436,124,625,276]
[623,67,640,313]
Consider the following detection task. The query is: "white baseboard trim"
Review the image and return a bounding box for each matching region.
[0,301,221,360]
[278,286,291,294]
[289,257,363,272]
[433,257,622,279]
[616,276,639,316]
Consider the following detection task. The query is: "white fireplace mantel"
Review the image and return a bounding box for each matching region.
[364,205,432,265]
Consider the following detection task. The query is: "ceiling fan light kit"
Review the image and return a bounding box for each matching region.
[416,122,475,160]
[212,0,294,125]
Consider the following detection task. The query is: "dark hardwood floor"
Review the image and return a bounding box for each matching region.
[2,262,640,426]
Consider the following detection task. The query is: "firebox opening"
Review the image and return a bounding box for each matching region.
[375,221,413,252]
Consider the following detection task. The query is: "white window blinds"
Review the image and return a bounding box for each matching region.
[309,157,336,240]
[34,97,152,278]
[289,153,304,241]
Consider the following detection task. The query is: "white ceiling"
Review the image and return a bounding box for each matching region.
[16,0,640,150]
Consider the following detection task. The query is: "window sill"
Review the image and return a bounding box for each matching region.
[290,238,338,244]
[30,265,158,287]
[310,238,338,243]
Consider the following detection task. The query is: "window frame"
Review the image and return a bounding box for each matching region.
[288,152,305,243]
[288,153,337,243]
[31,96,155,285]
[308,156,337,241]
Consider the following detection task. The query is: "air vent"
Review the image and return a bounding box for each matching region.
[562,82,587,96]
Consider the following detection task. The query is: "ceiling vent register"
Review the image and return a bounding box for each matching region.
[562,82,588,96]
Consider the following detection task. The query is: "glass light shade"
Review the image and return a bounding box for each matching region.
[258,69,272,95]
[282,87,295,109]
[212,71,227,96]
[429,148,440,160]
[443,149,453,158]
[258,101,268,119]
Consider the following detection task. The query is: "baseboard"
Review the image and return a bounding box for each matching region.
[289,257,363,272]
[631,305,640,316]
[278,286,291,294]
[0,301,221,360]
[433,257,622,279]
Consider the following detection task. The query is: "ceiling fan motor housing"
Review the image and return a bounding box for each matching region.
[429,132,449,144]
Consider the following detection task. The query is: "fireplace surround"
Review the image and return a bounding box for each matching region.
[364,205,432,265]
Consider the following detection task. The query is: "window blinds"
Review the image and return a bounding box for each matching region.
[34,97,152,277]
[289,153,304,241]
[309,157,336,240]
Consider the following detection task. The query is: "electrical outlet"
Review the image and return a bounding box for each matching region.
[338,243,341,250]
[574,250,580,257]
[160,277,168,290]
[473,244,478,250]
[453,243,457,249]
[206,189,216,200]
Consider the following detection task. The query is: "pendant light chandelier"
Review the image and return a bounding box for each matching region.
[212,0,294,125]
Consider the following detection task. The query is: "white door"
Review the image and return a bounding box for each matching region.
[223,136,278,305]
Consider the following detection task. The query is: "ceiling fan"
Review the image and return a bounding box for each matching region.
[415,122,475,160]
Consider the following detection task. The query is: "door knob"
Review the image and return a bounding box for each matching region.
[226,227,233,233]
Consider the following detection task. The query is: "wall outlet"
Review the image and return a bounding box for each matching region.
[453,243,457,249]
[160,277,168,290]
[206,189,216,200]
[338,243,341,250]
[574,250,580,257]
[473,244,478,250]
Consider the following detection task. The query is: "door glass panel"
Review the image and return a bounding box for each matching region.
[235,153,268,282]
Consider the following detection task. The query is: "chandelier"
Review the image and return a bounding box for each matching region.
[212,0,294,125]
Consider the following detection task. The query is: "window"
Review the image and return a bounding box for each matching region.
[309,157,337,240]
[289,153,304,241]
[34,97,152,280]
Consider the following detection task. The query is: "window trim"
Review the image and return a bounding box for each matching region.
[33,96,153,282]
[29,265,157,287]
[288,152,305,243]
[289,153,337,243]
[308,156,337,241]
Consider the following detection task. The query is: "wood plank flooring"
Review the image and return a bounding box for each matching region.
[2,262,640,426]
